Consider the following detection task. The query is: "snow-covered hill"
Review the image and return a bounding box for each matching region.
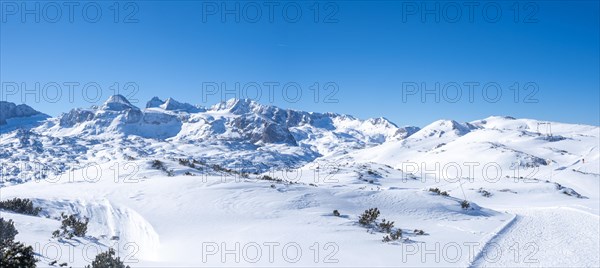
[0,96,598,267]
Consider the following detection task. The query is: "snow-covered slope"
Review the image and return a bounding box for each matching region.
[347,116,599,195]
[0,97,598,267]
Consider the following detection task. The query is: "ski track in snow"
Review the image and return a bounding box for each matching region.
[472,207,600,267]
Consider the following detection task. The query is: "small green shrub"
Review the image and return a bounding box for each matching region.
[0,218,18,246]
[53,213,89,239]
[358,208,380,226]
[414,229,425,235]
[178,158,195,168]
[151,160,165,170]
[429,188,441,194]
[85,248,130,268]
[461,200,470,210]
[151,160,173,176]
[0,241,37,267]
[478,188,492,197]
[378,219,394,233]
[382,229,402,242]
[429,188,449,196]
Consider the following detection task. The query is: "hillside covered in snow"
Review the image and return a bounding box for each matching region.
[0,96,598,267]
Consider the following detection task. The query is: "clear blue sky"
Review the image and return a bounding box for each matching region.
[1,1,598,127]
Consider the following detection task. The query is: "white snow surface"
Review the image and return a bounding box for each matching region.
[0,96,598,267]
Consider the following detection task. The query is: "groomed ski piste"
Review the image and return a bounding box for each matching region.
[1,96,598,267]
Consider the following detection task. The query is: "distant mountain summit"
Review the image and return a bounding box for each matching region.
[0,101,49,134]
[146,97,205,113]
[0,95,597,185]
[0,101,46,125]
[43,96,415,152]
[101,94,138,111]
[0,95,423,173]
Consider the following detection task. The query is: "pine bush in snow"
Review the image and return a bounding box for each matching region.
[0,198,42,216]
[0,241,37,267]
[53,213,89,239]
[0,218,18,246]
[1,218,37,267]
[85,248,129,268]
[358,208,380,226]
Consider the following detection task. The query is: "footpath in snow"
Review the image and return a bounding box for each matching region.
[472,207,600,267]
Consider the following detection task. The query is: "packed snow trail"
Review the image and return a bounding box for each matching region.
[472,207,600,267]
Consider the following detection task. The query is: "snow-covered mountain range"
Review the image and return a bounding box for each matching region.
[1,96,598,267]
[1,95,417,182]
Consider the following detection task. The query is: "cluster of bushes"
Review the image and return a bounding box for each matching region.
[361,179,375,184]
[376,218,402,242]
[357,208,402,243]
[151,160,174,176]
[0,218,37,267]
[212,164,250,178]
[0,198,42,216]
[178,159,211,176]
[382,229,403,242]
[259,175,283,183]
[178,158,195,168]
[357,208,427,243]
[428,188,449,196]
[477,188,492,197]
[367,169,381,177]
[357,174,375,184]
[177,158,205,170]
[52,213,89,239]
[260,175,301,187]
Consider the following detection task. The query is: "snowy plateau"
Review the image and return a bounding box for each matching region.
[0,95,598,267]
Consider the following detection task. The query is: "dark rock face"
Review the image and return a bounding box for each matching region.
[262,123,297,145]
[146,96,205,113]
[146,97,164,108]
[0,102,42,125]
[59,109,95,127]
[398,126,421,138]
